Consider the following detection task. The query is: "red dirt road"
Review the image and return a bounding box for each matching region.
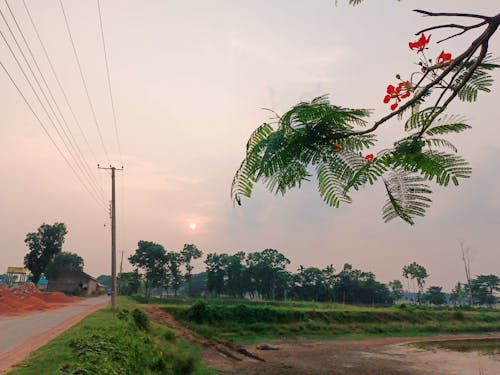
[0,296,109,374]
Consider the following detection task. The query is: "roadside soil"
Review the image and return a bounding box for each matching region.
[0,296,109,374]
[144,306,500,375]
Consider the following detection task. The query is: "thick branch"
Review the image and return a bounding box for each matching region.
[413,9,492,21]
[334,11,500,140]
[416,21,487,36]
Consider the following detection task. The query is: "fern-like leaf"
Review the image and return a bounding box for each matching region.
[382,170,432,225]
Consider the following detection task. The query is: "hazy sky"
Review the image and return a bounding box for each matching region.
[1,0,498,291]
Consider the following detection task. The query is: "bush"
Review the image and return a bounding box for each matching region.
[163,328,176,341]
[453,310,465,321]
[185,301,210,324]
[132,308,150,332]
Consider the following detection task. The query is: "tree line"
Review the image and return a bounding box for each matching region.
[15,223,498,307]
[124,240,499,306]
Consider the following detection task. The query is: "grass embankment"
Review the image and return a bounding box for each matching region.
[414,338,500,354]
[10,297,215,375]
[159,299,500,344]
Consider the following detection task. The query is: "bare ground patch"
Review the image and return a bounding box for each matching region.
[144,307,500,375]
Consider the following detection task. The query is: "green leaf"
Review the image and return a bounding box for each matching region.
[423,138,458,152]
[382,170,432,225]
[405,107,444,132]
[392,151,471,187]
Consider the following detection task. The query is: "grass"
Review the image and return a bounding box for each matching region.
[414,338,500,354]
[9,297,216,375]
[156,299,500,344]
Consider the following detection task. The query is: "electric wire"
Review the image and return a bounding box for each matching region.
[3,0,106,203]
[59,0,111,165]
[0,27,106,210]
[0,60,107,212]
[97,0,123,167]
[0,6,105,206]
[21,0,106,199]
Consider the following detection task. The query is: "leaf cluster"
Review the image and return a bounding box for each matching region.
[232,95,474,224]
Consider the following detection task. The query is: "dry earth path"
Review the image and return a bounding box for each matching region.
[144,306,500,375]
[0,295,109,373]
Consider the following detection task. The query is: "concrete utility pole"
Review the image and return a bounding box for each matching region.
[98,164,123,310]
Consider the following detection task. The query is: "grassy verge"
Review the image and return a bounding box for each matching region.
[9,297,216,375]
[159,300,500,344]
[413,338,500,354]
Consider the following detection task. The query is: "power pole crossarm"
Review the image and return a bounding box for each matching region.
[98,164,123,310]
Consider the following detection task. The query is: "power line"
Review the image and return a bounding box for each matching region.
[0,19,105,209]
[97,0,123,167]
[0,60,107,212]
[59,0,111,165]
[2,0,105,203]
[21,0,105,195]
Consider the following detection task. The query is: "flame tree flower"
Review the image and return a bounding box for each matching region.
[436,50,452,65]
[409,33,431,53]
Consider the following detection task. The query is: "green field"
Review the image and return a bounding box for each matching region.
[156,298,500,343]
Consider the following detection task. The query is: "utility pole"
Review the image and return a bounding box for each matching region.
[98,164,123,310]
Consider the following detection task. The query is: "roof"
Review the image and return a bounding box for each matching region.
[7,267,27,274]
[48,268,97,282]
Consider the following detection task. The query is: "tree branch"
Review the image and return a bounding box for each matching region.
[334,11,500,140]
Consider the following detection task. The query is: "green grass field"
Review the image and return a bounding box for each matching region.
[156,298,500,343]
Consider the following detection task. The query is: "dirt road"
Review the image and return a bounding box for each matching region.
[0,296,109,373]
[144,306,500,375]
[204,335,500,375]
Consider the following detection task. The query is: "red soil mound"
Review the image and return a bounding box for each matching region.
[0,283,77,316]
[40,292,73,303]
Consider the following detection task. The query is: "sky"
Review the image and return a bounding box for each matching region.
[0,0,499,291]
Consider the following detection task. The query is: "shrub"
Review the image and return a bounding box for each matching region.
[453,310,465,321]
[163,328,176,341]
[185,301,210,323]
[132,308,150,332]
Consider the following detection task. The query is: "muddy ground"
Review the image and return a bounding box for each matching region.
[145,306,500,375]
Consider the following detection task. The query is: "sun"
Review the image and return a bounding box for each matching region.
[189,223,197,230]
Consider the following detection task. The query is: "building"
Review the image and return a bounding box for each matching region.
[47,269,103,295]
[6,267,27,286]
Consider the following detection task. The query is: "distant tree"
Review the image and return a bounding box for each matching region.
[459,241,474,306]
[471,274,499,307]
[128,241,166,296]
[293,266,326,302]
[450,282,467,306]
[118,271,141,296]
[97,275,112,288]
[165,251,183,296]
[180,244,202,296]
[424,286,446,305]
[45,251,84,279]
[205,253,227,296]
[388,280,404,301]
[188,272,208,297]
[225,252,246,297]
[402,262,428,303]
[246,249,290,300]
[322,265,336,302]
[24,223,67,284]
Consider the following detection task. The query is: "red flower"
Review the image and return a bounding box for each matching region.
[409,33,431,53]
[365,154,374,162]
[334,143,342,150]
[436,50,452,65]
[383,81,412,111]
